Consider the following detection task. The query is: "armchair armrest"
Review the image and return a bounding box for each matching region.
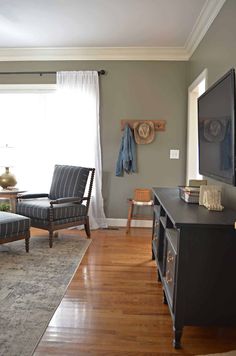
[17,193,49,200]
[50,197,82,205]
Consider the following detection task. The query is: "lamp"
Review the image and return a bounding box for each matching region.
[0,144,17,189]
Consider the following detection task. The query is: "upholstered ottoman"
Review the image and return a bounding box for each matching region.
[0,211,30,252]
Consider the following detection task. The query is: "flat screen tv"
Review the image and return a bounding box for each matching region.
[198,68,236,185]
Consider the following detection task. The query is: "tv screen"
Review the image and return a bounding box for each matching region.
[198,68,236,185]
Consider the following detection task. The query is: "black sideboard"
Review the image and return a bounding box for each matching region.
[152,187,236,348]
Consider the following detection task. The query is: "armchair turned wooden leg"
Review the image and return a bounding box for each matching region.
[49,230,53,248]
[126,201,133,234]
[84,216,91,238]
[49,208,54,248]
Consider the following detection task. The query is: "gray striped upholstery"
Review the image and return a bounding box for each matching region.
[31,216,86,227]
[0,211,30,239]
[15,165,94,247]
[49,165,90,201]
[16,199,87,220]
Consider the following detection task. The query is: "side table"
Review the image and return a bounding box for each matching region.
[0,189,26,213]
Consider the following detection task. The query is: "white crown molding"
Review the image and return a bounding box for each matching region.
[185,0,226,58]
[0,0,226,62]
[0,46,188,62]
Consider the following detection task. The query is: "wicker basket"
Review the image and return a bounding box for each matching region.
[134,189,152,202]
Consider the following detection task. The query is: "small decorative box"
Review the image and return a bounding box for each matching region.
[178,186,200,204]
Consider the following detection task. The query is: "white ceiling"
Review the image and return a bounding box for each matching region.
[0,0,226,61]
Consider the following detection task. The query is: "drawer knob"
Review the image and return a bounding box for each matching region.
[167,250,174,263]
[166,270,173,284]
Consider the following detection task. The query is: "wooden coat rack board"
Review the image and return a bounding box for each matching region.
[121,119,166,131]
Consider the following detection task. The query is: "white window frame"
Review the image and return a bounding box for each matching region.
[186,69,208,184]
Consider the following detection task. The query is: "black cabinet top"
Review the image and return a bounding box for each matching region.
[152,187,236,228]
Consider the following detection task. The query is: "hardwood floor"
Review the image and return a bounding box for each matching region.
[33,227,236,355]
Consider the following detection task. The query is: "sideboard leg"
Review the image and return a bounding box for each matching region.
[173,327,182,349]
[163,289,168,304]
[152,248,155,260]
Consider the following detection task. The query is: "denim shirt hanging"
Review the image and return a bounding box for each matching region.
[115,124,137,176]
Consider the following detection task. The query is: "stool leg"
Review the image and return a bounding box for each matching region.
[126,202,134,234]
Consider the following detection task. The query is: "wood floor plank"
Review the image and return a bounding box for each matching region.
[33,227,236,355]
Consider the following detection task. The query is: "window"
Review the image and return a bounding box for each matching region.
[0,71,106,228]
[186,69,207,184]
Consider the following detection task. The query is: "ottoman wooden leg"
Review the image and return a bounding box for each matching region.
[25,232,30,253]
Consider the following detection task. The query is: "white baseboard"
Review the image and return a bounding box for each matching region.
[106,218,152,228]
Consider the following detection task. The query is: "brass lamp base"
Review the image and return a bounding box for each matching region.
[0,167,17,189]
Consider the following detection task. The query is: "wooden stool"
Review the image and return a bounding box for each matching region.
[126,188,153,234]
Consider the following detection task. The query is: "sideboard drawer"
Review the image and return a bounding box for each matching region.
[163,229,177,308]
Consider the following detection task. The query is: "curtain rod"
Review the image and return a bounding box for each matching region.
[0,70,106,76]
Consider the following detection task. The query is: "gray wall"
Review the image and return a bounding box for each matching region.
[189,0,236,208]
[0,60,188,218]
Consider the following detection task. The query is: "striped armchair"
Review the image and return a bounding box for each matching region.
[16,165,95,247]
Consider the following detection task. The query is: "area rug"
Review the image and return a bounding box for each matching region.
[0,234,91,356]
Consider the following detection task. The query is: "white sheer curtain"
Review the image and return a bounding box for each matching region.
[0,71,107,229]
[56,71,107,229]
